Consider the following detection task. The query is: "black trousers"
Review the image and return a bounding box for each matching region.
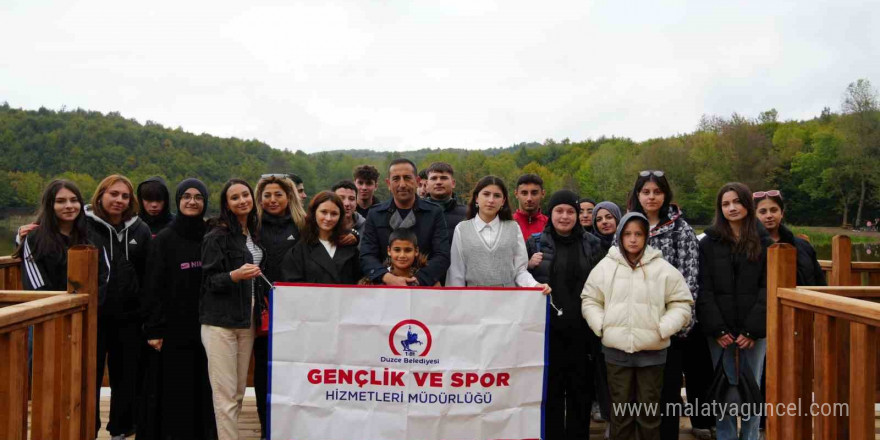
[659,328,715,440]
[606,362,664,440]
[96,315,141,436]
[591,334,612,421]
[254,335,269,438]
[545,320,594,440]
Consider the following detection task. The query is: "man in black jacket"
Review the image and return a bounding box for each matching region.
[360,159,450,286]
[424,162,467,232]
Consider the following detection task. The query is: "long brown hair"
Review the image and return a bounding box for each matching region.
[90,174,138,222]
[13,179,89,259]
[712,182,763,262]
[302,191,347,245]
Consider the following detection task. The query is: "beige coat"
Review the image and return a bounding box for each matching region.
[581,245,693,354]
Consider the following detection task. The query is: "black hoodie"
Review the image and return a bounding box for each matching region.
[85,204,152,317]
[138,176,174,236]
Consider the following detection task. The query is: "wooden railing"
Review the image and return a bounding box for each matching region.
[767,242,880,440]
[818,235,880,287]
[0,247,99,440]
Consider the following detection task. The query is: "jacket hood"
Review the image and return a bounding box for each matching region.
[137,176,173,226]
[84,204,145,260]
[650,204,683,237]
[607,244,664,267]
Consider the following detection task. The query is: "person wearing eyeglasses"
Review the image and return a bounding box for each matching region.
[626,170,712,440]
[753,190,825,286]
[142,179,216,439]
[697,183,774,440]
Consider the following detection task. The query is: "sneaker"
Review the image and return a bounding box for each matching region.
[692,428,712,440]
[603,424,610,440]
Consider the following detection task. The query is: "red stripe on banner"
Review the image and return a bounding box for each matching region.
[272,282,543,292]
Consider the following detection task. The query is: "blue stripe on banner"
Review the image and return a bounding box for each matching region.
[267,285,274,440]
[541,294,550,440]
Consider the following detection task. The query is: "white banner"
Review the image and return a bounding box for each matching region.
[268,283,549,440]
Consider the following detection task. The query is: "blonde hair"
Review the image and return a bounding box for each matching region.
[90,174,138,222]
[256,176,306,230]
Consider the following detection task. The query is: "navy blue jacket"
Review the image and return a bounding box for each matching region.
[359,199,451,286]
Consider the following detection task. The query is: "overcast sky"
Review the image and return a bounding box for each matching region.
[2,0,878,153]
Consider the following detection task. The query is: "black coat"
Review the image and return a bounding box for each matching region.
[426,196,468,232]
[143,222,205,342]
[85,205,152,318]
[260,212,300,284]
[200,227,268,329]
[526,228,603,322]
[360,198,451,286]
[697,227,774,339]
[777,224,827,286]
[281,240,362,285]
[141,219,216,439]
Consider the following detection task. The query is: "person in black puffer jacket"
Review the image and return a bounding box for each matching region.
[141,178,216,440]
[754,190,826,286]
[697,182,774,440]
[137,176,174,237]
[201,179,269,440]
[526,190,603,440]
[87,174,152,439]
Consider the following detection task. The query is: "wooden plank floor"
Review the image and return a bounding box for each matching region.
[68,396,880,439]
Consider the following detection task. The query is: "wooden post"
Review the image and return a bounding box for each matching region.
[849,322,877,439]
[66,246,98,440]
[32,318,62,439]
[830,235,852,287]
[0,328,28,440]
[814,314,839,440]
[766,244,797,440]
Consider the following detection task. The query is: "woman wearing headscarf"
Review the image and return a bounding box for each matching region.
[142,179,216,439]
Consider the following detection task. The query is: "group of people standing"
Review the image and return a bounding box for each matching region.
[14,158,824,440]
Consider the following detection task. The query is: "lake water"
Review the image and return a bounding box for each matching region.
[814,242,880,262]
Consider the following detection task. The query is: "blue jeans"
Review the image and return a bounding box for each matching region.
[707,337,767,440]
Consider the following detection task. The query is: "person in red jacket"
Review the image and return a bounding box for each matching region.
[513,173,548,240]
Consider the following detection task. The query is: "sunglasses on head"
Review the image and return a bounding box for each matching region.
[639,170,665,177]
[753,190,782,199]
[261,173,291,179]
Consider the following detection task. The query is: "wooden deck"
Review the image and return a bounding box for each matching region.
[89,395,707,440]
[24,394,880,439]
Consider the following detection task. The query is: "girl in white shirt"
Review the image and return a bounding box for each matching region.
[446,175,550,294]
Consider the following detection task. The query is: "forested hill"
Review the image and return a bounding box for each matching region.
[1,79,878,226]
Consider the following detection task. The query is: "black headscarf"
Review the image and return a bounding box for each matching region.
[170,178,209,241]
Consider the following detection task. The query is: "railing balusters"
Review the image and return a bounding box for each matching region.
[0,328,28,440]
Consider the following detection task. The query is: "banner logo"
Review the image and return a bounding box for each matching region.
[388,319,432,357]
